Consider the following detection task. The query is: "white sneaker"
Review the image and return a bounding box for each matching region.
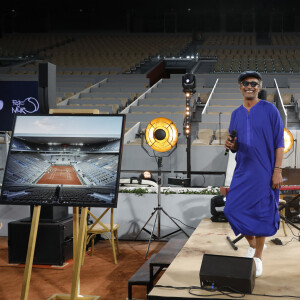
[245,246,256,258]
[253,257,263,277]
[245,244,267,258]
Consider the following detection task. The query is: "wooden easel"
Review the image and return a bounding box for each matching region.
[20,109,101,300]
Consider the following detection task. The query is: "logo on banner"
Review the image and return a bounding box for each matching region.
[11,97,39,114]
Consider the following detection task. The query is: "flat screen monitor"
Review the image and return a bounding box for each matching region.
[0,81,39,131]
[0,114,125,208]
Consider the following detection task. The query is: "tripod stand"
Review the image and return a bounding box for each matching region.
[278,194,300,231]
[135,145,189,258]
[227,194,300,250]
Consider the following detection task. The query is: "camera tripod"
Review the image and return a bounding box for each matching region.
[135,153,189,258]
[227,194,300,250]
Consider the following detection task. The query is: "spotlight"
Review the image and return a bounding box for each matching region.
[182,73,196,94]
[145,117,178,152]
[284,128,294,154]
[140,170,156,182]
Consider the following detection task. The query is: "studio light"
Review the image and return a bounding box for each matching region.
[145,117,178,152]
[140,170,154,181]
[137,117,187,255]
[284,128,294,154]
[182,73,196,94]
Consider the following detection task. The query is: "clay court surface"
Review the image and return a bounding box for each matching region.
[36,165,82,185]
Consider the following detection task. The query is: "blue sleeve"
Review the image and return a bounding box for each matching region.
[229,110,236,134]
[229,110,238,153]
[272,107,284,149]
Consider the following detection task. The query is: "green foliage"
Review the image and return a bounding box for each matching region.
[119,187,220,196]
[119,188,155,196]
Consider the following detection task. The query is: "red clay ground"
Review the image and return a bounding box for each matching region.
[36,165,82,185]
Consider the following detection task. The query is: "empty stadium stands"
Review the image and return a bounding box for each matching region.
[1,31,300,188]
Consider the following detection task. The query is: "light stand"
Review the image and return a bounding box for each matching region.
[135,132,189,258]
[182,73,196,187]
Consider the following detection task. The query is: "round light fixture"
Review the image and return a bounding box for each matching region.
[284,128,294,154]
[145,117,178,152]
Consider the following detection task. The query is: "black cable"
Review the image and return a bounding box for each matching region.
[169,216,196,230]
[189,287,245,298]
[282,236,299,246]
[154,284,300,299]
[285,220,300,238]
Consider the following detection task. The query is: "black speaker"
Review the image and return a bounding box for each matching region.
[8,216,73,265]
[38,63,49,88]
[200,254,255,294]
[38,62,56,113]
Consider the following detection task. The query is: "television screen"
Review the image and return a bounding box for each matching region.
[0,114,125,207]
[0,81,39,131]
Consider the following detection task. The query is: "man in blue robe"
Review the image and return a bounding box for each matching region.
[224,71,284,277]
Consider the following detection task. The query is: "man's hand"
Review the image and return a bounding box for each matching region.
[225,136,237,152]
[272,169,283,189]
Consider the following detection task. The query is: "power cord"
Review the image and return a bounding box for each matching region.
[154,284,300,299]
[169,216,196,230]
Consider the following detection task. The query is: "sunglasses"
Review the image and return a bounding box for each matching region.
[241,81,259,87]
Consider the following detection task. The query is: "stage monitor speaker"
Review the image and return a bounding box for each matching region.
[200,254,255,294]
[8,216,73,265]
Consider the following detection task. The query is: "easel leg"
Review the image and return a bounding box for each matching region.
[71,207,88,300]
[20,205,41,300]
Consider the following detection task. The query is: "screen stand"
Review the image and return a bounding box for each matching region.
[20,205,41,300]
[19,206,100,300]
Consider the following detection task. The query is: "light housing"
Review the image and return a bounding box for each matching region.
[140,171,153,180]
[145,117,178,152]
[182,73,196,93]
[284,128,294,154]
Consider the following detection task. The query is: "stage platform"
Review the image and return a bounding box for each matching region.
[148,218,300,299]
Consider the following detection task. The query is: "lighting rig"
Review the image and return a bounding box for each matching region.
[182,73,196,186]
[136,117,189,258]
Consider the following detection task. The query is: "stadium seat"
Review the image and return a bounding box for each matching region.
[213,128,229,144]
[86,208,120,264]
[192,129,213,145]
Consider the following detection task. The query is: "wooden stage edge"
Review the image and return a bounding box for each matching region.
[148,218,300,299]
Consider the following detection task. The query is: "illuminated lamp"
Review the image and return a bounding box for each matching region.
[141,170,153,180]
[145,117,178,153]
[284,128,294,154]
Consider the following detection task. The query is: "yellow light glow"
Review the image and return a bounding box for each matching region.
[284,128,294,154]
[145,117,178,152]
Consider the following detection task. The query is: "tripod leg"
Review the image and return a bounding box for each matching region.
[145,211,158,259]
[280,214,300,231]
[160,208,190,238]
[135,209,157,241]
